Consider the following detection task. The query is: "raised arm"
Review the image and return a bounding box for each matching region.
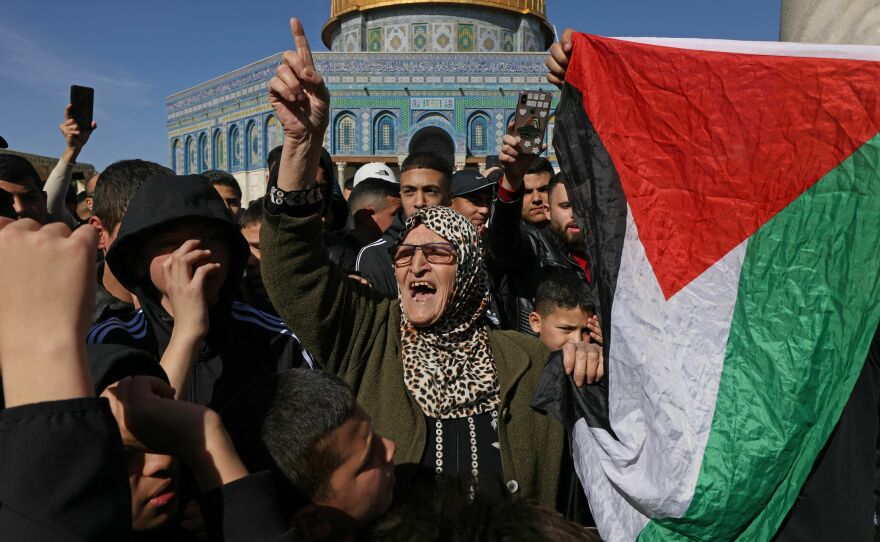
[262,18,395,378]
[45,105,96,228]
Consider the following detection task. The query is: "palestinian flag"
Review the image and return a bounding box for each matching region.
[534,34,880,540]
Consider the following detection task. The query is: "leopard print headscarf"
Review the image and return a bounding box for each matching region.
[398,206,500,419]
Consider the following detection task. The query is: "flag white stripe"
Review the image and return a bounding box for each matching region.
[614,37,880,62]
[574,208,748,541]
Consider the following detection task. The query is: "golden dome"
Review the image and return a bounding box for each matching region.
[323,0,553,49]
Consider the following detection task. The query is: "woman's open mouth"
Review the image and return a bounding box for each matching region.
[409,281,437,302]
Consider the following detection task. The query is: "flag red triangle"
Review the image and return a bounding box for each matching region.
[567,34,880,299]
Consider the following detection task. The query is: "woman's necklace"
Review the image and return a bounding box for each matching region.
[434,409,499,499]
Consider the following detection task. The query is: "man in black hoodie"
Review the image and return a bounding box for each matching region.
[87,174,314,409]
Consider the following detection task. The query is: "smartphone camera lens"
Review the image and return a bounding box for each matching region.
[520,95,527,105]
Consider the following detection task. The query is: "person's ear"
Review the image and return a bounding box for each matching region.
[88,216,106,251]
[291,505,332,541]
[528,311,542,335]
[86,196,94,212]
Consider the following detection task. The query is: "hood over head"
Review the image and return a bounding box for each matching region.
[106,174,249,312]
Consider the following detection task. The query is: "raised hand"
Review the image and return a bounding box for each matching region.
[0,218,98,406]
[103,375,248,490]
[587,314,603,346]
[269,18,329,144]
[499,121,544,192]
[546,28,574,88]
[562,340,604,387]
[162,239,218,340]
[59,104,97,162]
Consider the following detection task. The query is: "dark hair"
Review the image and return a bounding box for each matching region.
[348,178,401,213]
[534,272,594,316]
[240,198,264,229]
[401,152,452,183]
[0,153,42,188]
[201,169,242,200]
[222,369,356,502]
[526,157,555,177]
[344,176,355,190]
[267,145,283,173]
[92,160,173,233]
[547,172,568,202]
[371,477,600,542]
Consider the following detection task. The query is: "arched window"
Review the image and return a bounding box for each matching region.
[374,114,396,154]
[468,113,490,155]
[213,130,226,170]
[171,139,181,174]
[198,133,209,173]
[229,126,242,170]
[185,136,197,174]
[246,121,260,169]
[335,113,356,154]
[265,116,283,164]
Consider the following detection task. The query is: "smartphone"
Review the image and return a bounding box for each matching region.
[70,85,94,131]
[514,90,553,155]
[485,155,501,170]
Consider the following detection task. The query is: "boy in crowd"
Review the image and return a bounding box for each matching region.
[223,369,397,542]
[528,273,602,352]
[520,157,554,229]
[88,174,313,409]
[203,169,243,223]
[239,199,275,314]
[449,169,494,238]
[355,152,452,296]
[0,153,48,223]
[89,159,173,323]
[345,177,401,249]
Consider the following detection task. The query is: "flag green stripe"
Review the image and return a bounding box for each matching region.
[639,132,880,541]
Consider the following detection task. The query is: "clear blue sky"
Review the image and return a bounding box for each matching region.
[0,0,780,170]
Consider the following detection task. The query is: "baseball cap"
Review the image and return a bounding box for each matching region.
[451,169,495,197]
[353,162,398,187]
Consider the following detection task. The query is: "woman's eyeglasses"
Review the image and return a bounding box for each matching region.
[390,243,456,267]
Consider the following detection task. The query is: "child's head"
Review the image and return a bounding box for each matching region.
[529,273,595,351]
[105,174,249,313]
[223,369,397,540]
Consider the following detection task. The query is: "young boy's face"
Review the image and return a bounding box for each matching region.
[143,218,232,307]
[127,450,181,531]
[530,305,594,351]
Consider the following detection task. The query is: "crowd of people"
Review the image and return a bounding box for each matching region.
[0,16,876,542]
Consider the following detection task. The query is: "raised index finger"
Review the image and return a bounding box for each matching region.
[289,17,314,68]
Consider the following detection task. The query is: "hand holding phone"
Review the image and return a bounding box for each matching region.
[69,85,94,134]
[514,90,553,155]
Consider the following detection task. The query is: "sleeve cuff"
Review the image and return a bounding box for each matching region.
[497,176,523,203]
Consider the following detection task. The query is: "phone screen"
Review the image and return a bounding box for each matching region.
[514,90,553,155]
[70,85,94,131]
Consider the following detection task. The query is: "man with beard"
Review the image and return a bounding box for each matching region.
[488,140,591,334]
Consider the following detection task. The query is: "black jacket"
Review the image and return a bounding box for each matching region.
[87,174,314,409]
[487,197,590,334]
[354,210,406,296]
[0,397,131,540]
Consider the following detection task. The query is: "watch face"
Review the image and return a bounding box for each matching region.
[270,186,284,205]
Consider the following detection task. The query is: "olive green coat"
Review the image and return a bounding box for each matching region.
[261,211,565,507]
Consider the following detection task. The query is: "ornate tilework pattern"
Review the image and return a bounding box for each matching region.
[266,116,282,155]
[336,114,357,153]
[502,30,515,52]
[214,131,226,170]
[412,24,428,52]
[385,25,407,52]
[186,138,197,174]
[478,26,499,52]
[433,22,454,52]
[199,133,209,172]
[368,28,383,52]
[457,24,475,52]
[230,126,242,170]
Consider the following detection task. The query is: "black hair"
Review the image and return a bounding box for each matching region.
[370,477,600,542]
[526,157,555,177]
[401,152,453,183]
[0,153,42,188]
[201,169,242,200]
[239,198,264,229]
[344,176,355,190]
[547,172,568,202]
[348,178,401,213]
[0,189,14,219]
[267,145,284,173]
[222,369,356,502]
[92,159,173,233]
[533,272,594,317]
